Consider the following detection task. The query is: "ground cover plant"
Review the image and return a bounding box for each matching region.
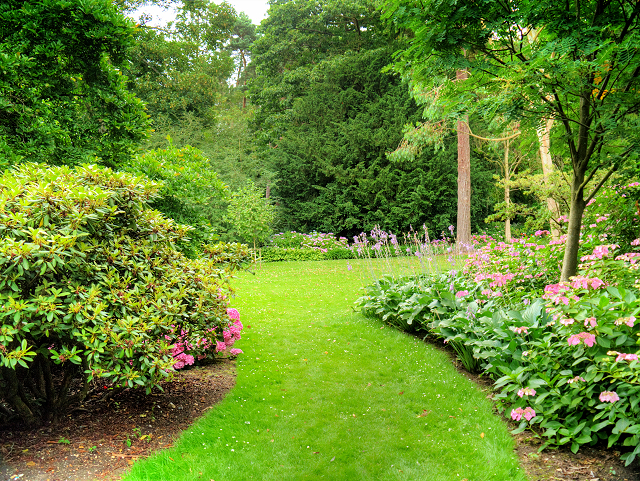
[123,258,526,481]
[0,163,250,427]
[356,207,640,465]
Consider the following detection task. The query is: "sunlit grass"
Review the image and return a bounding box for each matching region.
[123,259,526,481]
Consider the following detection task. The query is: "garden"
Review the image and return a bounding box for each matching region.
[2,0,640,480]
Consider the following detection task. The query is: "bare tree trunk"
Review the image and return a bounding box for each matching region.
[560,171,586,281]
[537,118,561,238]
[456,70,472,251]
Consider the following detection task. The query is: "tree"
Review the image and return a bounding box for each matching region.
[0,0,150,169]
[125,0,238,136]
[226,181,276,251]
[382,0,640,280]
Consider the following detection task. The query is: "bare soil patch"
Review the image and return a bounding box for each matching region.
[0,359,236,481]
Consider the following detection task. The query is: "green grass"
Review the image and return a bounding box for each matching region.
[123,259,527,481]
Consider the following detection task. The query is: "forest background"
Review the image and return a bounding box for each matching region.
[1,0,638,252]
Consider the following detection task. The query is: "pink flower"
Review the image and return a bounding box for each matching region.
[230,348,243,356]
[567,332,596,347]
[615,316,636,327]
[511,408,523,421]
[584,317,597,328]
[523,407,536,421]
[560,318,575,326]
[567,376,586,384]
[456,290,469,298]
[227,308,240,321]
[216,341,227,352]
[517,387,536,397]
[513,326,529,335]
[611,351,639,362]
[599,391,620,403]
[632,238,640,247]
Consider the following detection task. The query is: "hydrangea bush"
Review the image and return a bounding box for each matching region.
[0,163,251,426]
[356,218,640,463]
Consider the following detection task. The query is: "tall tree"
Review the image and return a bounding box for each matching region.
[382,0,640,280]
[125,0,237,134]
[0,0,150,168]
[250,0,495,236]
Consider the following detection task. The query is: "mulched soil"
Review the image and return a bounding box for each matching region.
[0,359,236,481]
[0,341,639,481]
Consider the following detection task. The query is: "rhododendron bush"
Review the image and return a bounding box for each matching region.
[357,219,640,463]
[0,164,251,426]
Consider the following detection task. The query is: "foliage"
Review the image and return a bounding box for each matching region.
[356,223,640,463]
[582,181,640,250]
[0,0,150,169]
[0,163,250,426]
[382,0,640,280]
[226,181,276,249]
[124,141,229,255]
[125,0,237,131]
[249,0,498,237]
[269,231,350,250]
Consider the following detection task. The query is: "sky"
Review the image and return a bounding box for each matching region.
[133,1,270,26]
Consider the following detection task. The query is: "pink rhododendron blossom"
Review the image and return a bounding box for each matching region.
[227,308,240,320]
[216,341,227,352]
[230,348,243,356]
[599,391,620,403]
[517,387,536,397]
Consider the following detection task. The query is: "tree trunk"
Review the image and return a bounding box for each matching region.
[456,70,472,251]
[504,138,511,242]
[537,118,561,238]
[560,171,586,281]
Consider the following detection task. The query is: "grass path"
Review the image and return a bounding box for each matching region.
[124,259,527,480]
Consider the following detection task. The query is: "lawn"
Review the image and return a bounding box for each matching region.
[123,259,526,480]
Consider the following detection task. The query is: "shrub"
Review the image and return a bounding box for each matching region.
[0,163,251,427]
[262,231,355,262]
[124,142,230,257]
[356,224,640,464]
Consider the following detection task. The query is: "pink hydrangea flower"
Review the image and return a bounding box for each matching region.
[513,326,529,335]
[456,290,469,298]
[511,408,523,421]
[517,387,536,397]
[614,316,636,327]
[610,351,639,362]
[567,332,596,347]
[567,376,586,384]
[584,317,597,328]
[599,391,620,403]
[560,318,575,326]
[523,407,536,421]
